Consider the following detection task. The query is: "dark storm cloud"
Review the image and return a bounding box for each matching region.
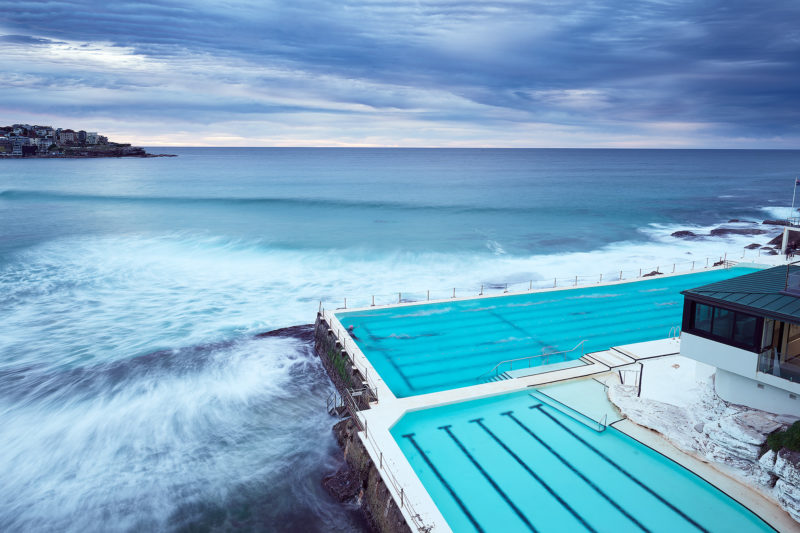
[1,0,798,145]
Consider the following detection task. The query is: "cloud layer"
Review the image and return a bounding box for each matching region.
[1,0,798,147]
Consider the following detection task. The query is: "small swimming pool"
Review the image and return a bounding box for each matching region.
[337,267,759,397]
[391,389,773,533]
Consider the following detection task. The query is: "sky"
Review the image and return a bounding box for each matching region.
[1,0,799,148]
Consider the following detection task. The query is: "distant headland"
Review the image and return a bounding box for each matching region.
[0,124,176,158]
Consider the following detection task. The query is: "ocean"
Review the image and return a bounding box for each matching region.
[1,148,800,532]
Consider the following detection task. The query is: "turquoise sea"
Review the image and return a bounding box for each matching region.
[1,148,800,531]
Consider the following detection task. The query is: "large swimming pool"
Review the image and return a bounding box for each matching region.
[391,389,773,533]
[337,267,759,398]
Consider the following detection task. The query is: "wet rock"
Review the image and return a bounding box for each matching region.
[729,219,757,223]
[745,243,762,249]
[671,230,699,239]
[709,227,767,237]
[642,270,663,277]
[766,249,780,255]
[763,219,790,226]
[768,234,784,246]
[254,324,314,342]
[322,464,361,502]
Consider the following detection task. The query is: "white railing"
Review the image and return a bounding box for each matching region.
[320,253,764,312]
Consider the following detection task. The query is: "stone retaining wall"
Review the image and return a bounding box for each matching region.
[315,314,413,533]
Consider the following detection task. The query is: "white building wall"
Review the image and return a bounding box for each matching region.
[716,369,800,417]
[681,332,757,376]
[682,332,800,416]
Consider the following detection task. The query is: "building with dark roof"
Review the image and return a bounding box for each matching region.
[680,265,800,415]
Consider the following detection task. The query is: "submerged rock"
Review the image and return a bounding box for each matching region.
[746,243,762,249]
[763,219,790,226]
[671,230,699,239]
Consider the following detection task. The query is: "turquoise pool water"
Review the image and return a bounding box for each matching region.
[337,267,759,397]
[391,389,773,533]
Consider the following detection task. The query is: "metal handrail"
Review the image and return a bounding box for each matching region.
[668,325,681,339]
[530,390,608,432]
[477,340,586,381]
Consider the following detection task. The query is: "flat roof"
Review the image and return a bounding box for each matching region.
[682,265,800,323]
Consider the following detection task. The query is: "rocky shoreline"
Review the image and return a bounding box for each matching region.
[4,144,176,158]
[608,371,800,524]
[670,218,800,255]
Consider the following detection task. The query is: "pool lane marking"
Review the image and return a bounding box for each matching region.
[437,424,537,533]
[500,411,649,532]
[357,323,415,391]
[529,404,710,533]
[469,417,595,533]
[402,432,485,533]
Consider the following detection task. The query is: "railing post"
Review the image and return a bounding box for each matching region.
[529,280,532,291]
[706,257,709,268]
[639,268,642,277]
[553,278,556,288]
[344,298,347,309]
[371,295,375,306]
[504,283,508,293]
[574,275,577,286]
[692,260,695,270]
[619,270,622,280]
[672,263,675,273]
[480,284,483,295]
[452,288,456,298]
[398,292,401,303]
[427,290,430,301]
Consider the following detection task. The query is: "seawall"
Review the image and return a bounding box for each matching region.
[314,313,412,533]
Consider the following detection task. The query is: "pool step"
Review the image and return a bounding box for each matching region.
[486,372,512,382]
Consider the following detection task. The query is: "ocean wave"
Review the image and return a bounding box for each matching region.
[0,188,529,215]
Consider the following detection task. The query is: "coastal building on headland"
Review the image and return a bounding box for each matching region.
[680,265,800,416]
[0,123,125,158]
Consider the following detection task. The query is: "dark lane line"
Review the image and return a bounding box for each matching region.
[438,424,537,533]
[402,432,485,533]
[469,417,594,533]
[501,410,649,532]
[530,405,709,533]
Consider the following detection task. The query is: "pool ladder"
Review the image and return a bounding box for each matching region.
[478,340,586,383]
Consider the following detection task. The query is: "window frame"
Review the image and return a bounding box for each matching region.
[682,298,763,352]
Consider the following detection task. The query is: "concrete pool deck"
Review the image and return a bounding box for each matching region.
[316,262,797,533]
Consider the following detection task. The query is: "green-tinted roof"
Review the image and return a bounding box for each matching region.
[682,265,800,323]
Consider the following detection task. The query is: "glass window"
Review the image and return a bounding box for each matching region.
[712,307,734,338]
[732,313,757,346]
[693,303,713,332]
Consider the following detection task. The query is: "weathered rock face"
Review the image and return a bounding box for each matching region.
[331,419,412,533]
[763,219,790,226]
[608,379,800,524]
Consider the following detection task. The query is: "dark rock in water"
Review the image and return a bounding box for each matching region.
[642,270,663,277]
[745,243,762,249]
[710,227,767,237]
[766,249,779,255]
[728,219,756,223]
[769,235,784,246]
[713,260,725,266]
[671,230,698,239]
[322,464,361,503]
[254,324,314,342]
[763,219,789,226]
